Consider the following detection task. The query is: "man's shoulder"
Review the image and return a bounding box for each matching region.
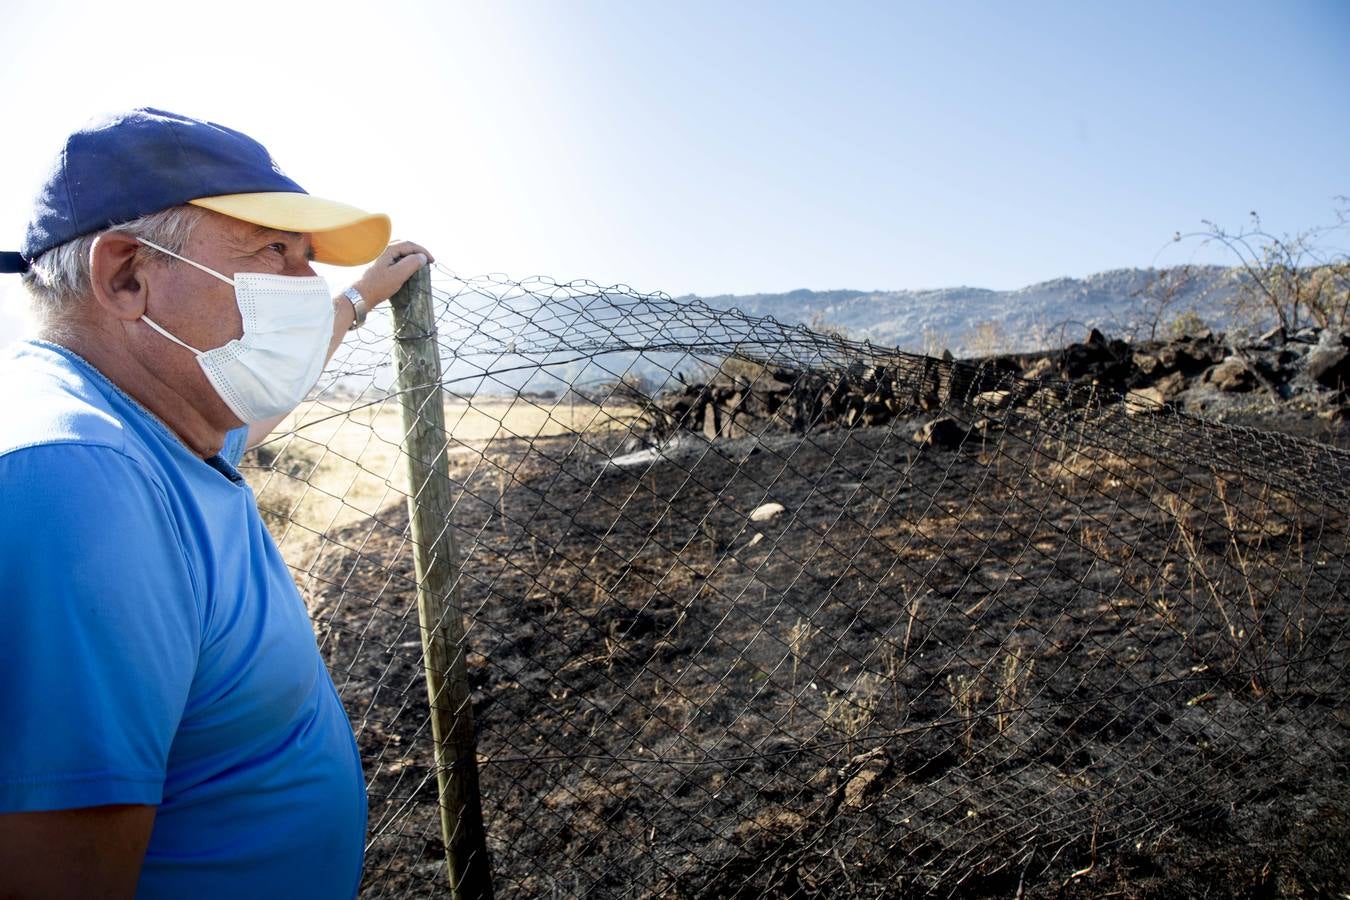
[0,340,129,459]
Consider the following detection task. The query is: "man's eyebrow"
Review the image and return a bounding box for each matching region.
[243,225,315,260]
[246,225,303,241]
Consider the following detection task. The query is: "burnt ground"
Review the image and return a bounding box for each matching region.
[289,397,1349,899]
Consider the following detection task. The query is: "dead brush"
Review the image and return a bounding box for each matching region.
[879,642,906,720]
[1077,524,1115,562]
[995,648,1036,735]
[1045,429,1136,491]
[1213,476,1322,694]
[1213,475,1272,695]
[824,673,882,756]
[787,617,819,725]
[873,592,925,721]
[1283,519,1312,676]
[1164,491,1242,641]
[902,590,925,665]
[945,671,984,755]
[1161,484,1273,696]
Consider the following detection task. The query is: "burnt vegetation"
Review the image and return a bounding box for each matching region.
[280,323,1348,898]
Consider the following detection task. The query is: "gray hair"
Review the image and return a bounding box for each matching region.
[22,205,207,338]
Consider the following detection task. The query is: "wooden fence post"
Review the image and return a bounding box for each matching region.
[389,266,494,899]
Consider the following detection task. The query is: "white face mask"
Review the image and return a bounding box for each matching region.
[136,238,334,424]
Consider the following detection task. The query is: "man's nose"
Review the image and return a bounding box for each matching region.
[290,235,317,277]
[284,257,318,278]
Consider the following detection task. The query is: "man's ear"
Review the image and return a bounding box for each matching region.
[88,232,148,321]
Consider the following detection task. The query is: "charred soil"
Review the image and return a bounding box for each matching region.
[293,389,1347,899]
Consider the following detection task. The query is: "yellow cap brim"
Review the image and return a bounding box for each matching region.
[188,192,392,266]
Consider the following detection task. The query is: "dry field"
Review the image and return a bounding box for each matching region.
[245,394,642,557]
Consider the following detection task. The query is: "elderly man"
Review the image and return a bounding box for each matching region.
[0,109,433,898]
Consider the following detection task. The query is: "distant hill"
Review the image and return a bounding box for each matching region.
[682,266,1243,356]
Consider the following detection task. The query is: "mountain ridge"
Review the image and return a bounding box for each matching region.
[679,265,1242,355]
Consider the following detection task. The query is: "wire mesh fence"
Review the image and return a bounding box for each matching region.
[241,267,1349,898]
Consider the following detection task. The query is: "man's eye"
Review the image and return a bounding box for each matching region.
[268,242,288,255]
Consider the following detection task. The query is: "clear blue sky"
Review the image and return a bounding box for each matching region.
[1,0,1346,345]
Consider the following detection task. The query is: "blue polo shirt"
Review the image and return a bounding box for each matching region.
[0,341,366,898]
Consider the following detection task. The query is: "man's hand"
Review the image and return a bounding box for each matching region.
[350,240,436,309]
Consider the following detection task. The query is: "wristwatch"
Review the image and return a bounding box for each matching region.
[343,286,370,330]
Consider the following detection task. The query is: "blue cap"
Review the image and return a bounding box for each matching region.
[2,108,390,272]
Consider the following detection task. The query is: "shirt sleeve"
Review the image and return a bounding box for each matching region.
[222,425,250,467]
[0,443,201,812]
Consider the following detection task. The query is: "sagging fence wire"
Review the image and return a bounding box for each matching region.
[241,265,1349,898]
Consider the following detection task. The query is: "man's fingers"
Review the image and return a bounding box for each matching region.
[392,252,429,275]
[348,241,435,310]
[387,241,434,266]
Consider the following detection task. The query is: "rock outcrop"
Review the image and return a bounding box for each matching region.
[632,327,1350,445]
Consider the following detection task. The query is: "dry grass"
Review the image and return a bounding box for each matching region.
[243,394,641,557]
[823,673,882,756]
[995,647,1035,734]
[945,671,983,755]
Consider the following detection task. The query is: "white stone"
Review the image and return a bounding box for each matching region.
[750,502,785,522]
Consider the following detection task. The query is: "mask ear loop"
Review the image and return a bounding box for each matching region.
[140,314,206,355]
[135,239,234,355]
[136,238,236,286]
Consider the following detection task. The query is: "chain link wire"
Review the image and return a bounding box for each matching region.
[241,267,1349,898]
